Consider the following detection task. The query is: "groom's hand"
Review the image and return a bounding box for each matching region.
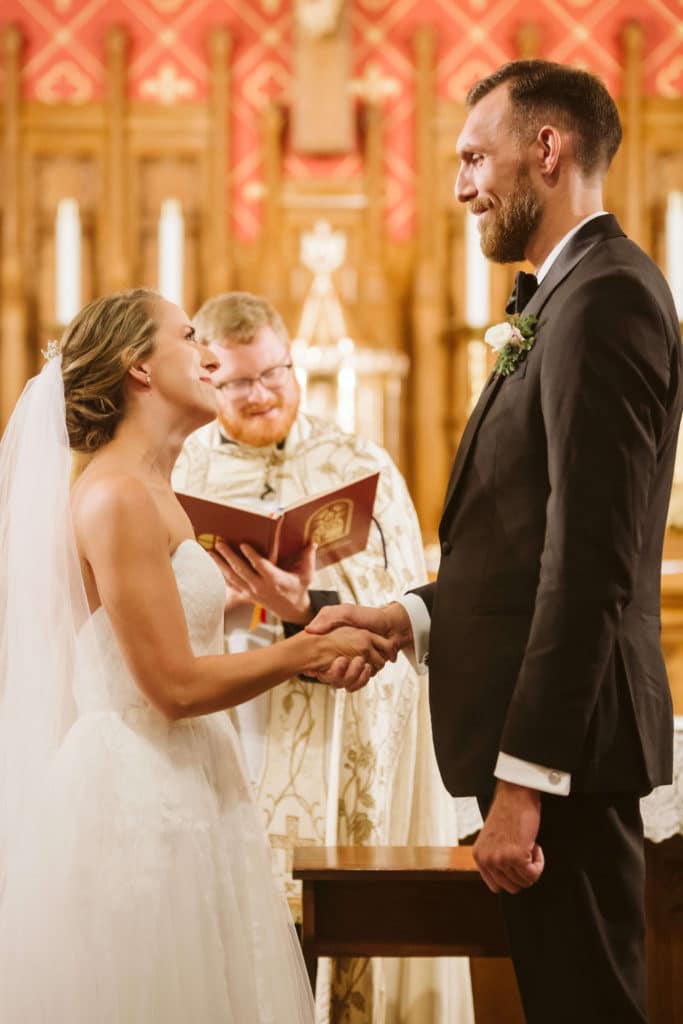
[306,601,414,651]
[473,780,545,895]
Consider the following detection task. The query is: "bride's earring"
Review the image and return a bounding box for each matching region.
[145,371,152,386]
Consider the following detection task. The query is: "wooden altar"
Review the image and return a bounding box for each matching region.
[295,835,683,1024]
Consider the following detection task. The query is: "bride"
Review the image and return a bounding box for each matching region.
[0,289,395,1023]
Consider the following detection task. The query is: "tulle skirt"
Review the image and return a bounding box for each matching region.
[0,707,314,1023]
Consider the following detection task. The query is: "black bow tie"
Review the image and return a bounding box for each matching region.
[505,270,538,315]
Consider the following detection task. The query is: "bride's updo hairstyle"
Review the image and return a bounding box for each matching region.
[60,288,162,453]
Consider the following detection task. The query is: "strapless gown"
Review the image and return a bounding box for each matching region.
[0,540,314,1023]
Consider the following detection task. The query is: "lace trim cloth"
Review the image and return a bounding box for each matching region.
[640,716,683,843]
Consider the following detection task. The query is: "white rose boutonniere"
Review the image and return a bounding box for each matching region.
[484,313,538,377]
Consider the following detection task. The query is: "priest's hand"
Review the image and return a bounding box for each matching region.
[307,601,414,652]
[473,780,545,895]
[210,540,316,622]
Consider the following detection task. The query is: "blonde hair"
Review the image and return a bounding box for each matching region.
[60,288,162,453]
[192,291,289,349]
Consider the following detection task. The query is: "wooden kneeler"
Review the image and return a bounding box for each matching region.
[292,845,509,991]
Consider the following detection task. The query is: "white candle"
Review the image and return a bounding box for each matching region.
[666,192,683,321]
[465,210,491,328]
[336,336,356,431]
[158,198,184,306]
[55,198,81,325]
[337,365,356,432]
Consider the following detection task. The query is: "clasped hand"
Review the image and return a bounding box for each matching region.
[211,551,402,692]
[303,600,414,692]
[306,600,414,650]
[307,625,400,691]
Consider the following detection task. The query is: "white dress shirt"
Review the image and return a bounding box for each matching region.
[397,213,609,797]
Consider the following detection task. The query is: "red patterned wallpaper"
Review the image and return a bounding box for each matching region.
[1,0,682,241]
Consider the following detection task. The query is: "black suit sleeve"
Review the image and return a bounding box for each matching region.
[500,270,674,771]
[281,589,340,639]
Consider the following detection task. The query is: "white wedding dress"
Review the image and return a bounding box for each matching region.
[0,540,314,1023]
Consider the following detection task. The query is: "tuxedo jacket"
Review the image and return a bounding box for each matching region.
[415,215,683,798]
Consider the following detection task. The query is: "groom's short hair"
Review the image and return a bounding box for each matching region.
[467,60,622,176]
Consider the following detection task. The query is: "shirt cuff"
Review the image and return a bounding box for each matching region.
[394,593,430,675]
[495,751,571,796]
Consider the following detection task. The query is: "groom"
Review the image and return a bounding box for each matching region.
[309,60,683,1023]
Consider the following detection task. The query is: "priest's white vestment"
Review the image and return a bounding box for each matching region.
[174,412,480,1024]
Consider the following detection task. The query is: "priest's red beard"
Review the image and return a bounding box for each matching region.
[217,377,301,448]
[471,165,542,263]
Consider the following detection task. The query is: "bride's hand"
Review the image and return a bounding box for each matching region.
[305,626,398,691]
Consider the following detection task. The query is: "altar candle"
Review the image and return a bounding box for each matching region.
[55,198,81,325]
[337,365,356,433]
[158,198,184,306]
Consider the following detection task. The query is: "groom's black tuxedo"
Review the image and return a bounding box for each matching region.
[415,214,681,799]
[413,214,682,1023]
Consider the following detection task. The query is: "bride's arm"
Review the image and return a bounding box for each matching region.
[73,476,396,720]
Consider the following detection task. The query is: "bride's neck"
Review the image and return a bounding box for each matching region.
[104,414,186,483]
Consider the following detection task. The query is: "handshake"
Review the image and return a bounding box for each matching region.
[209,541,415,693]
[300,601,415,692]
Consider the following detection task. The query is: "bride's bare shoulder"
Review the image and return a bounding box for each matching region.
[72,469,162,545]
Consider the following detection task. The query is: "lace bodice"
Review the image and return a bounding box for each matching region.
[73,540,226,716]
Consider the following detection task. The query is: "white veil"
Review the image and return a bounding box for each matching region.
[0,354,91,887]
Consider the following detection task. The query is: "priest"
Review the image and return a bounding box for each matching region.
[173,290,478,1024]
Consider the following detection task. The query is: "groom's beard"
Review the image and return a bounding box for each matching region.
[471,165,542,264]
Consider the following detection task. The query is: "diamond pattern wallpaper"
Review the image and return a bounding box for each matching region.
[1,0,681,240]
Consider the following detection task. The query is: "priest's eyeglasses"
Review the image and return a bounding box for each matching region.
[217,362,293,398]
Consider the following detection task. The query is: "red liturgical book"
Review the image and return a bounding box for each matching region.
[176,471,380,570]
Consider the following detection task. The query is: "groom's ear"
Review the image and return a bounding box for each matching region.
[534,125,562,179]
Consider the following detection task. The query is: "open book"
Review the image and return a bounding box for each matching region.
[176,471,380,570]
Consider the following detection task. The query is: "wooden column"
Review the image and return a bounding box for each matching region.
[204,27,232,299]
[411,25,448,541]
[359,99,396,346]
[622,21,645,248]
[292,0,352,153]
[1,24,28,427]
[103,26,130,293]
[364,101,383,274]
[259,102,285,305]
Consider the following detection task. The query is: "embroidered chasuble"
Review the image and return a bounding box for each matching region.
[173,412,479,1024]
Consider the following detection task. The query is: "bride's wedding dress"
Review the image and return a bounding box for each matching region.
[0,539,314,1023]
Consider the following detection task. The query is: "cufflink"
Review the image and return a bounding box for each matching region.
[548,770,562,786]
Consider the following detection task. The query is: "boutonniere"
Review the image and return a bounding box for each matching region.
[484,313,538,378]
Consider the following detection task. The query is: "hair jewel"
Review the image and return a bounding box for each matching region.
[41,339,61,361]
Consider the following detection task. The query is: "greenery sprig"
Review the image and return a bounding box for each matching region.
[484,313,538,378]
